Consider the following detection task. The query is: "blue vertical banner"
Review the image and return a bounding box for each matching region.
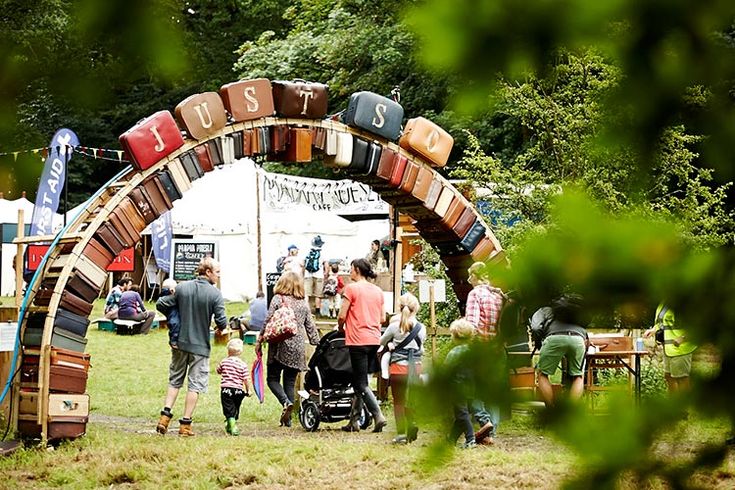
[29,128,80,237]
[151,211,173,273]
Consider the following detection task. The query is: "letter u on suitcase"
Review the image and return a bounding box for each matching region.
[119,111,185,171]
[175,92,228,140]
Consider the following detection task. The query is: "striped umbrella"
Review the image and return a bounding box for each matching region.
[251,350,265,403]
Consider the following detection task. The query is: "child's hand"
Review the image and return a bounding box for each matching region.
[244,391,252,397]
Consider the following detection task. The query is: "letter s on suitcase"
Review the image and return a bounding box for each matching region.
[119,111,185,171]
[272,80,329,118]
[343,91,404,141]
[219,78,275,122]
[399,117,454,167]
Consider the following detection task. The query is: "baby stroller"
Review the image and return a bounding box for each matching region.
[298,330,373,431]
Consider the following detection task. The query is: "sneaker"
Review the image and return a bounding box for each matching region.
[392,435,408,444]
[474,422,494,444]
[280,403,293,427]
[478,436,494,446]
[460,440,477,449]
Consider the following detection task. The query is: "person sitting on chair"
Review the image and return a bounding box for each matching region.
[118,285,155,335]
[104,277,132,320]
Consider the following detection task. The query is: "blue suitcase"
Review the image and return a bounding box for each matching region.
[343,91,404,141]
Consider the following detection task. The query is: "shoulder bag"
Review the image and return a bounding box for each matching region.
[261,295,298,343]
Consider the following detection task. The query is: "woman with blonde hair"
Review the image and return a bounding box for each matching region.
[256,271,319,427]
[380,292,426,443]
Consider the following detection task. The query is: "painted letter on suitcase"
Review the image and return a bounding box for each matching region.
[399,117,454,167]
[175,92,227,140]
[219,79,275,122]
[343,91,404,141]
[272,80,329,118]
[119,111,185,171]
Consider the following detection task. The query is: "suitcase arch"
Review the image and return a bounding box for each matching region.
[13,79,504,442]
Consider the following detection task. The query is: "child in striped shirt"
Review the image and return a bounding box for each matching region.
[216,338,252,436]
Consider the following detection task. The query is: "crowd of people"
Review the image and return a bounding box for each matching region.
[140,244,695,446]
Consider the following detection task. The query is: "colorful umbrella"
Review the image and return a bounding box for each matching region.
[251,349,265,403]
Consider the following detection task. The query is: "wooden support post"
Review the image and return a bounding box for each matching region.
[15,209,24,308]
[430,281,437,360]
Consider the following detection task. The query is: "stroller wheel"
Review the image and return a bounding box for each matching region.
[358,405,373,431]
[300,402,321,432]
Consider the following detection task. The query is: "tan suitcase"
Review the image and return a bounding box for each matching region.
[167,159,192,193]
[399,161,420,193]
[175,92,228,140]
[48,393,90,418]
[74,256,107,287]
[441,198,465,229]
[434,187,455,217]
[411,167,434,202]
[399,117,454,167]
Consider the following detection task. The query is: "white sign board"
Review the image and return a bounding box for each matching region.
[0,322,18,352]
[418,279,446,303]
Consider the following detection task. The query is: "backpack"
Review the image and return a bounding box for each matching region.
[323,275,338,296]
[276,256,286,273]
[305,248,321,273]
[528,306,553,351]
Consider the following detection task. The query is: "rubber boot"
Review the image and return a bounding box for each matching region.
[225,418,232,435]
[156,411,172,435]
[226,418,240,436]
[341,397,361,432]
[178,418,195,437]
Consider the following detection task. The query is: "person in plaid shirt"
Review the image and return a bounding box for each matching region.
[465,262,506,445]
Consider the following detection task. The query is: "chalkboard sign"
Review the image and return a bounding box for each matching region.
[171,240,218,281]
[265,272,282,307]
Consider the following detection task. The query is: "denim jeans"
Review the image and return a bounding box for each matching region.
[450,402,474,444]
[267,360,298,406]
[471,400,499,436]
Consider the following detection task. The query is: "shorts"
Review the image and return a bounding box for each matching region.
[304,276,322,298]
[663,352,693,378]
[537,334,586,377]
[168,350,210,393]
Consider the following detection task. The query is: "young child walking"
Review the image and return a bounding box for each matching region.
[216,338,252,436]
[445,318,478,449]
[161,278,180,348]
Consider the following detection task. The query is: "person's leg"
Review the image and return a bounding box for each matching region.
[536,337,563,407]
[537,373,555,407]
[158,350,187,434]
[180,354,209,433]
[569,376,584,400]
[351,346,386,430]
[140,311,155,335]
[390,374,408,435]
[282,366,298,405]
[164,386,180,412]
[565,336,587,402]
[266,361,289,406]
[455,402,474,445]
[232,389,245,420]
[668,353,693,393]
[182,391,199,419]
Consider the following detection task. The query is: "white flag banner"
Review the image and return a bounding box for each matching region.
[260,169,388,214]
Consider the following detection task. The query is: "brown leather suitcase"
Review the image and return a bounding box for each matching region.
[50,347,91,371]
[95,222,127,256]
[219,78,275,122]
[20,354,40,383]
[249,128,259,155]
[471,235,498,261]
[47,415,88,440]
[121,197,147,233]
[33,288,53,306]
[441,198,465,229]
[452,207,477,239]
[313,127,327,150]
[108,211,137,249]
[142,176,173,213]
[242,129,253,156]
[66,269,101,303]
[49,364,88,394]
[175,92,228,140]
[194,144,214,172]
[411,167,434,202]
[399,117,454,167]
[83,238,114,269]
[270,125,289,154]
[58,290,93,318]
[129,188,157,224]
[285,128,313,163]
[18,391,39,415]
[272,80,329,118]
[399,160,420,193]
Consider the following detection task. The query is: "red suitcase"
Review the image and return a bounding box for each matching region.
[388,154,409,188]
[219,79,275,122]
[119,111,185,171]
[194,144,214,172]
[376,148,398,181]
[175,92,228,140]
[272,80,329,118]
[49,364,88,394]
[452,207,477,239]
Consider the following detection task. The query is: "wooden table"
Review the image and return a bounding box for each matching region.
[585,350,650,404]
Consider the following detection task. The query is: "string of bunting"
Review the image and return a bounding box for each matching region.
[0,144,130,163]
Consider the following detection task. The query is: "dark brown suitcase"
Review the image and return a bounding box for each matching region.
[129,188,157,224]
[108,211,137,249]
[272,80,329,118]
[33,288,53,306]
[142,176,173,213]
[95,222,127,256]
[285,128,313,163]
[452,207,477,239]
[270,125,289,153]
[231,131,244,159]
[82,238,114,269]
[194,144,214,173]
[48,416,88,440]
[66,270,101,303]
[376,149,398,181]
[58,291,94,318]
[411,167,434,202]
[20,354,40,383]
[49,364,88,394]
[50,347,91,371]
[399,160,420,193]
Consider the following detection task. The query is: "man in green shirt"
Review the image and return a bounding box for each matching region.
[644,304,697,393]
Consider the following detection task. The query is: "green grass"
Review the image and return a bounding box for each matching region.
[1,299,735,488]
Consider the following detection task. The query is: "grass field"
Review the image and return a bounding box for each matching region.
[1,300,735,488]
